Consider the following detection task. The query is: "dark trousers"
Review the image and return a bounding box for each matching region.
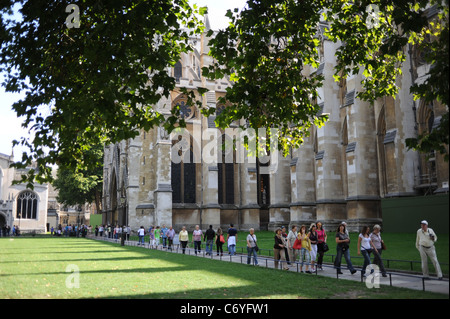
[181,241,188,254]
[317,242,325,266]
[372,249,387,275]
[216,242,223,254]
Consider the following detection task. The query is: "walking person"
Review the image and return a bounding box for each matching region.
[149,225,156,248]
[137,226,145,246]
[316,221,327,270]
[298,225,311,273]
[287,225,298,267]
[308,223,318,272]
[192,225,203,255]
[204,225,215,256]
[357,226,379,277]
[370,225,387,277]
[246,228,259,266]
[126,225,131,241]
[161,224,168,249]
[179,226,189,254]
[216,227,225,256]
[281,226,290,265]
[154,226,161,248]
[167,226,175,251]
[227,224,238,256]
[273,228,289,270]
[416,220,443,280]
[334,223,357,275]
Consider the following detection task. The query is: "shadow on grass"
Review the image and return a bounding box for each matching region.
[0,237,447,299]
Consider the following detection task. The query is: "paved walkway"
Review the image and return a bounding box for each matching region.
[91,236,449,296]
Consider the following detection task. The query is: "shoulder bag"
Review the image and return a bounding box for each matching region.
[250,235,259,252]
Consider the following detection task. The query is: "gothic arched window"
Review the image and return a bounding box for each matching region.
[174,61,182,83]
[218,134,235,205]
[16,191,38,219]
[171,136,196,204]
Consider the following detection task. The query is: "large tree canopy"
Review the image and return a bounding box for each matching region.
[205,0,448,158]
[0,0,207,187]
[1,0,448,188]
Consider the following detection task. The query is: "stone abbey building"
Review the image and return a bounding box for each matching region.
[102,12,449,233]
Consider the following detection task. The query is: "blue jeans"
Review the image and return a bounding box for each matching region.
[247,247,258,265]
[206,239,214,254]
[162,237,167,247]
[334,247,355,272]
[194,241,202,254]
[228,244,236,256]
[361,249,372,274]
[138,235,144,245]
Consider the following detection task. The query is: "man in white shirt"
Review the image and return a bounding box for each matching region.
[137,226,145,246]
[415,220,443,280]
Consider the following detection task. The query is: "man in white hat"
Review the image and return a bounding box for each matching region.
[415,220,443,280]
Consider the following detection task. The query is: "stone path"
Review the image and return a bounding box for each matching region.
[91,236,449,296]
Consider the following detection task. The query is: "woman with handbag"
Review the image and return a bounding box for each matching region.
[298,225,312,273]
[334,223,357,275]
[246,228,259,266]
[287,225,298,265]
[316,221,328,270]
[308,223,319,272]
[216,227,225,256]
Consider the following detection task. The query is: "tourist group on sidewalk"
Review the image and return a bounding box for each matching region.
[90,220,444,280]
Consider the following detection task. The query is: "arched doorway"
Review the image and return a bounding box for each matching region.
[0,213,6,236]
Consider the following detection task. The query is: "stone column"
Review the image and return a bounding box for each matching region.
[314,40,347,231]
[268,151,291,230]
[290,132,316,227]
[154,126,173,227]
[344,73,381,231]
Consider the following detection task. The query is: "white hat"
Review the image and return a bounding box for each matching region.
[421,220,428,225]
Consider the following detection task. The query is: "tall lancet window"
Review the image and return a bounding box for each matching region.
[174,61,182,83]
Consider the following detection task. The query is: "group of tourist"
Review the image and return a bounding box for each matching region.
[132,223,237,256]
[266,220,443,280]
[88,220,443,280]
[267,222,392,277]
[94,224,131,240]
[270,222,331,272]
[51,224,90,237]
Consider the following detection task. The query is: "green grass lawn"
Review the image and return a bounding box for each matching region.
[128,230,449,276]
[0,237,447,299]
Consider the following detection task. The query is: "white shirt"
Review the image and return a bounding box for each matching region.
[416,227,437,249]
[138,228,145,236]
[359,234,371,250]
